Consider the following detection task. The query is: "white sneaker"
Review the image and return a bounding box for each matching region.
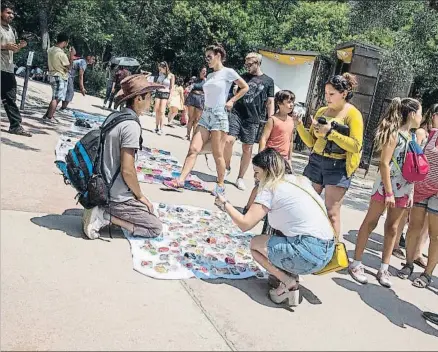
[348,263,368,284]
[82,207,109,239]
[157,129,163,136]
[236,178,246,191]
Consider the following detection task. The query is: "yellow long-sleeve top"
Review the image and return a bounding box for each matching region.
[296,106,364,177]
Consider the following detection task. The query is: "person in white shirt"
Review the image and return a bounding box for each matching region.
[215,148,335,306]
[164,43,249,196]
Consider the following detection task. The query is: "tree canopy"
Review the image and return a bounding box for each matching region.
[12,0,437,99]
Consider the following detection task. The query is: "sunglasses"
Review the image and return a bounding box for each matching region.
[244,61,259,68]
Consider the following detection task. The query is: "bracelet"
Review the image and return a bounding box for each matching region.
[324,127,333,140]
[385,192,394,198]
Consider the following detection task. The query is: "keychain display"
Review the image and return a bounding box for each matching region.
[123,203,267,280]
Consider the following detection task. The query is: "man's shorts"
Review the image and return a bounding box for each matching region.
[49,76,67,101]
[415,194,438,214]
[64,75,75,102]
[228,111,261,144]
[198,106,229,132]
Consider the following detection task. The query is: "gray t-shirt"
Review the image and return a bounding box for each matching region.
[102,108,141,202]
[0,24,16,73]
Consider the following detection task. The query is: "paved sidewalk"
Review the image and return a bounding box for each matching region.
[1,79,437,350]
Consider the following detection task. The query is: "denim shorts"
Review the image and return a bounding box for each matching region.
[267,235,335,275]
[415,194,438,214]
[198,106,229,132]
[303,153,351,189]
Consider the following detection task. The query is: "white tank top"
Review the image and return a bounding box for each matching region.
[157,73,171,92]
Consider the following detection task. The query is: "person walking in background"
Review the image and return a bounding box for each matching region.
[108,65,130,110]
[224,52,275,191]
[296,73,363,236]
[397,103,438,288]
[103,63,117,109]
[0,1,31,136]
[60,54,95,110]
[185,68,207,140]
[349,98,423,288]
[166,77,185,126]
[42,32,71,123]
[164,43,249,196]
[155,61,174,135]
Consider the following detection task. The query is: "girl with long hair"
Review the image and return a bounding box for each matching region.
[155,61,175,135]
[349,98,423,288]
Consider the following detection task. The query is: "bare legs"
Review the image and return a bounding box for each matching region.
[44,98,61,119]
[177,126,211,183]
[167,106,179,125]
[250,235,297,293]
[154,98,168,132]
[210,130,228,185]
[224,135,236,171]
[186,106,202,140]
[224,136,254,179]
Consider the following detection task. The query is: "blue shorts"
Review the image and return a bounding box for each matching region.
[198,106,229,132]
[64,75,75,103]
[303,153,351,189]
[267,235,335,275]
[415,194,438,214]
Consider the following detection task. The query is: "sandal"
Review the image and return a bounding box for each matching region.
[268,277,299,307]
[397,263,414,280]
[422,311,438,326]
[163,179,184,192]
[392,248,406,260]
[412,272,432,288]
[268,273,299,288]
[413,257,427,269]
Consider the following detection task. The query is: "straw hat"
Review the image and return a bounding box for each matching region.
[114,74,164,108]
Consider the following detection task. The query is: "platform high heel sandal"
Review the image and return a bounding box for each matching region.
[269,280,300,307]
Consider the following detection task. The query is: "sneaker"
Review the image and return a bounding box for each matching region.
[212,183,226,197]
[348,264,368,284]
[157,129,163,136]
[377,269,392,288]
[9,127,32,137]
[82,206,109,239]
[236,178,246,191]
[155,128,159,134]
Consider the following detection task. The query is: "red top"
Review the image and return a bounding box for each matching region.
[266,116,295,158]
[414,128,438,203]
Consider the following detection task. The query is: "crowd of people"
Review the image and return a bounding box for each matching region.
[1,1,437,311]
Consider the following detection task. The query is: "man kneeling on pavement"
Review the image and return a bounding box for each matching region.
[82,74,163,239]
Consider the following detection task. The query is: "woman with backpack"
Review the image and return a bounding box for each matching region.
[349,97,423,288]
[397,103,438,288]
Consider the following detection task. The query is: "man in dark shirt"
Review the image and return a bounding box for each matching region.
[224,52,275,190]
[108,65,130,109]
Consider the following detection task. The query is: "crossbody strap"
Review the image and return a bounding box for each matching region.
[284,178,338,242]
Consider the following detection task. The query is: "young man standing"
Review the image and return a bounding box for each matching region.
[61,54,96,110]
[43,32,70,122]
[224,52,275,190]
[0,2,31,136]
[82,74,164,240]
[108,65,131,110]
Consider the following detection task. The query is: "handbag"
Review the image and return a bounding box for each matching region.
[286,178,349,275]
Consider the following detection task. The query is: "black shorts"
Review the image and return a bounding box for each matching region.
[228,112,263,144]
[155,91,170,100]
[185,92,205,110]
[303,153,351,189]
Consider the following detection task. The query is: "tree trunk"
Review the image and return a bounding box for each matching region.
[39,7,49,50]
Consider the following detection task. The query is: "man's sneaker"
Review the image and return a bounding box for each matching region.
[9,127,32,137]
[212,183,226,197]
[82,207,109,239]
[377,269,392,288]
[348,264,368,284]
[236,178,246,191]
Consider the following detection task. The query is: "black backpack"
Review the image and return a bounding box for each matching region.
[57,112,142,209]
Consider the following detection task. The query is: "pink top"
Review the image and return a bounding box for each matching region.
[266,116,294,158]
[414,128,438,203]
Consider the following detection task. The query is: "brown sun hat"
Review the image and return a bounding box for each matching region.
[114,74,164,108]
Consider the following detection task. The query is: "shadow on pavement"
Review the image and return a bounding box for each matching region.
[344,230,385,253]
[190,170,234,186]
[30,210,124,240]
[333,277,438,337]
[0,136,41,152]
[204,277,323,311]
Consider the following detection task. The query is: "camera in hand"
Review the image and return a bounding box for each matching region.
[317,117,350,154]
